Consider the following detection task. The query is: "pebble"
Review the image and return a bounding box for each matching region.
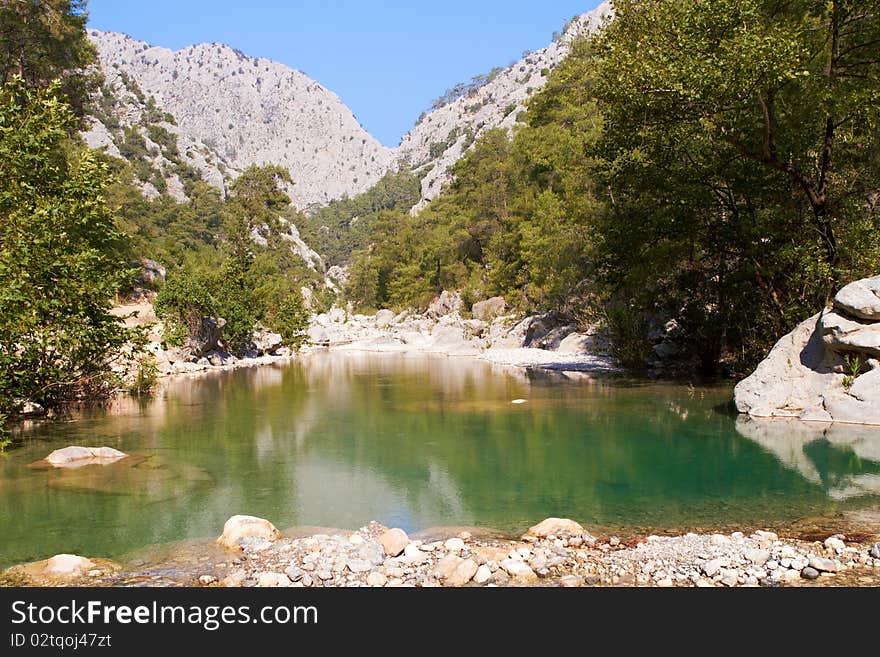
[869,543,880,560]
[500,558,537,580]
[474,565,492,584]
[801,566,820,580]
[444,538,466,552]
[609,536,620,547]
[366,572,387,587]
[808,557,839,573]
[824,536,846,553]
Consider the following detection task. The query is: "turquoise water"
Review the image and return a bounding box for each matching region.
[1,352,879,569]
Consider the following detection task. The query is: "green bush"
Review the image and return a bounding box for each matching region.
[267,292,309,347]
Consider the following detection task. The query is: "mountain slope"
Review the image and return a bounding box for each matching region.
[88,30,396,208]
[398,2,613,209]
[84,3,612,214]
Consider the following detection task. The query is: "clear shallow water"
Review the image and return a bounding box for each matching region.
[2,352,880,569]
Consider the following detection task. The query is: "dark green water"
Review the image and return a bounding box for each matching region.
[2,352,880,569]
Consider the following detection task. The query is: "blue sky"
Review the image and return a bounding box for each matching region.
[86,1,603,147]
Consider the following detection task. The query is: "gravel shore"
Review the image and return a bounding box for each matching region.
[5,517,878,588]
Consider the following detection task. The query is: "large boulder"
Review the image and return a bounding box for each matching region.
[735,275,880,425]
[472,297,507,322]
[834,276,880,321]
[188,317,226,357]
[308,326,330,345]
[426,290,463,319]
[375,309,396,328]
[253,327,284,355]
[217,515,281,550]
[526,518,585,538]
[819,310,880,359]
[137,259,166,287]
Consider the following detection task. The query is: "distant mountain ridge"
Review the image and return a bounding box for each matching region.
[83,2,613,210]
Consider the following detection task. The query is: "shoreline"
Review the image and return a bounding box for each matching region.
[3,517,878,588]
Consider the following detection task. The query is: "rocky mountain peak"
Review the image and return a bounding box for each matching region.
[88,29,397,208]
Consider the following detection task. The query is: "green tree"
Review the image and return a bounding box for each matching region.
[0,0,97,115]
[0,78,139,416]
[591,0,880,370]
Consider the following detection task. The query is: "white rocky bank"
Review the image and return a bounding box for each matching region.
[735,275,880,425]
[306,292,617,372]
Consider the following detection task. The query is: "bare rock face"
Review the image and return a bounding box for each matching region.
[735,275,880,425]
[217,515,281,550]
[86,5,615,213]
[88,31,395,209]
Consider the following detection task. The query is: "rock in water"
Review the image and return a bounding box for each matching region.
[44,446,128,467]
[526,518,585,538]
[217,515,281,550]
[378,528,409,557]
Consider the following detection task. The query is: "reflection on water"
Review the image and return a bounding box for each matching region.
[735,417,880,500]
[1,351,879,569]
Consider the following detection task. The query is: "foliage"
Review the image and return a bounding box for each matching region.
[152,165,315,353]
[346,42,603,315]
[129,355,159,396]
[590,0,880,372]
[0,0,97,115]
[0,78,140,412]
[267,292,309,347]
[299,167,421,266]
[430,66,504,111]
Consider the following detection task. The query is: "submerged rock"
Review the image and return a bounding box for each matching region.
[217,515,281,550]
[44,446,128,468]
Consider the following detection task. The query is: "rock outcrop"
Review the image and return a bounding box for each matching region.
[735,276,880,425]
